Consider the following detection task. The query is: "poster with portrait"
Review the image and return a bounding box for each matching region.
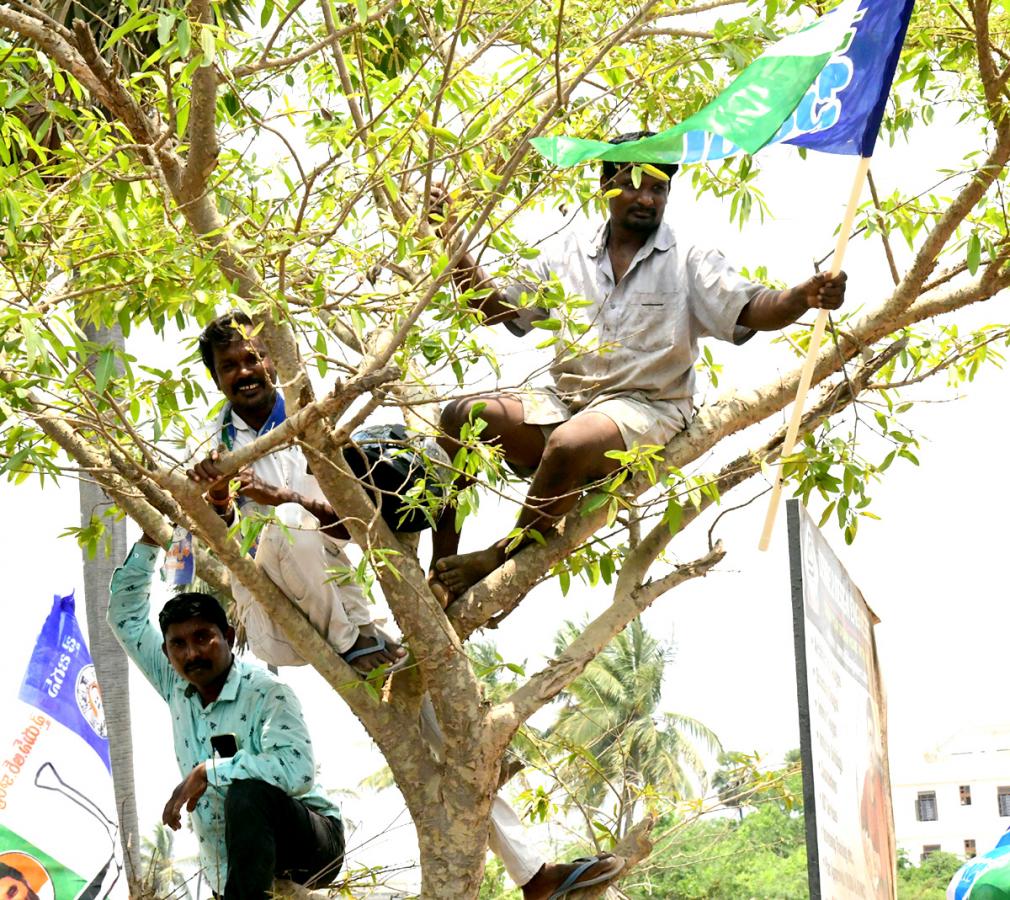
[787,500,896,900]
[0,592,124,899]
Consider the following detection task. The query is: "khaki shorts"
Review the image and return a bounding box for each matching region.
[508,387,691,475]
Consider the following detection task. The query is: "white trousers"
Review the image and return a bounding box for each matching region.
[233,507,544,885]
[418,696,544,886]
[232,503,372,667]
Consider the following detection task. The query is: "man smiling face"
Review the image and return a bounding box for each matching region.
[211,337,278,429]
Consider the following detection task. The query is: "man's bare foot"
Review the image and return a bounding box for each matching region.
[427,573,453,609]
[341,627,406,674]
[521,854,625,899]
[433,545,506,596]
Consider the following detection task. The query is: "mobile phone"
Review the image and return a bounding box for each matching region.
[210,733,239,758]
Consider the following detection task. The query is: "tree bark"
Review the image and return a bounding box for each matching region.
[78,322,141,883]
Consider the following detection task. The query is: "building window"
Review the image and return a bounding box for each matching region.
[917,791,938,822]
[922,844,941,862]
[961,785,972,806]
[999,787,1010,817]
[966,839,977,858]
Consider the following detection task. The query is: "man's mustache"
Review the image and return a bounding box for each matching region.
[234,377,264,390]
[184,659,212,673]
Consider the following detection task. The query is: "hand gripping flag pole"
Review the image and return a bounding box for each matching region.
[757,154,870,551]
[531,0,916,548]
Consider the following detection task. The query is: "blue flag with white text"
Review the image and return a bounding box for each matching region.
[18,592,111,770]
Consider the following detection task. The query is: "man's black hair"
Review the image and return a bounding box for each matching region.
[159,591,230,638]
[600,131,679,183]
[198,311,254,381]
[0,863,40,900]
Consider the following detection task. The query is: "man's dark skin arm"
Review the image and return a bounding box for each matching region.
[738,271,847,330]
[186,453,350,540]
[429,184,518,326]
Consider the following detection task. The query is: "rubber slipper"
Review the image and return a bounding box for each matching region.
[547,854,626,899]
[342,631,411,674]
[341,635,387,664]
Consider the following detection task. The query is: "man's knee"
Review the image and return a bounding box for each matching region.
[225,778,285,821]
[439,397,482,441]
[541,418,622,479]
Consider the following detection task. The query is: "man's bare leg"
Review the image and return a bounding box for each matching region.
[433,412,624,599]
[429,394,547,605]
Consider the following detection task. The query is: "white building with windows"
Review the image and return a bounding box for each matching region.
[893,727,1010,864]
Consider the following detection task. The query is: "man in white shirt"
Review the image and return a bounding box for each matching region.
[186,313,405,672]
[429,133,847,602]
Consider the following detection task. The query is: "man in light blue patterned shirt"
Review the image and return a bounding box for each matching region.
[108,536,344,898]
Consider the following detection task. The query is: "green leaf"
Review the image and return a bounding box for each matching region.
[582,492,611,515]
[93,348,117,395]
[103,210,129,247]
[558,569,570,595]
[663,501,683,536]
[178,17,191,56]
[158,11,173,46]
[113,180,129,211]
[967,232,981,275]
[200,25,215,62]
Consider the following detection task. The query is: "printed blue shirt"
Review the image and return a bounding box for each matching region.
[107,542,341,892]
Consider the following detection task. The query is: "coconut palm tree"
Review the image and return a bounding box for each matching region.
[545,618,721,839]
[139,823,195,900]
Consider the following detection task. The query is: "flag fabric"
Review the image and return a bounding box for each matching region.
[948,830,1010,900]
[18,593,110,770]
[531,0,915,168]
[1,593,124,899]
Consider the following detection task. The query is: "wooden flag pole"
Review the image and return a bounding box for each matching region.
[758,154,872,551]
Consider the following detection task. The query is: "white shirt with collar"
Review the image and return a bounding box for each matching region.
[504,220,761,409]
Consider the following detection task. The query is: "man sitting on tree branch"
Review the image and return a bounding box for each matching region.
[429,132,847,603]
[186,312,406,674]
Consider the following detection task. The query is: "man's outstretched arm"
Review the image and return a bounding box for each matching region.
[186,461,350,540]
[107,535,176,700]
[430,184,519,325]
[738,271,847,331]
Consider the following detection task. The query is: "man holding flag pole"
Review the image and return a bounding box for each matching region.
[428,0,915,601]
[428,146,846,601]
[531,0,916,551]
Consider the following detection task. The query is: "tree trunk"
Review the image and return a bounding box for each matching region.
[415,807,491,900]
[78,322,141,884]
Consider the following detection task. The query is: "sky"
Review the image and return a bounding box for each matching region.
[1,86,1006,892]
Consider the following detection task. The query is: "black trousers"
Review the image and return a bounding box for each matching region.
[221,779,344,900]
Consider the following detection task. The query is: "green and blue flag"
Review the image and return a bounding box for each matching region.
[948,831,1010,900]
[531,0,915,167]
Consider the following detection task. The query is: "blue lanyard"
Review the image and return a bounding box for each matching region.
[220,392,286,450]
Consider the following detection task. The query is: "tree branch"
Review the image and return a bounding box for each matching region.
[882,108,1010,316]
[179,0,220,203]
[490,545,724,745]
[0,6,111,104]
